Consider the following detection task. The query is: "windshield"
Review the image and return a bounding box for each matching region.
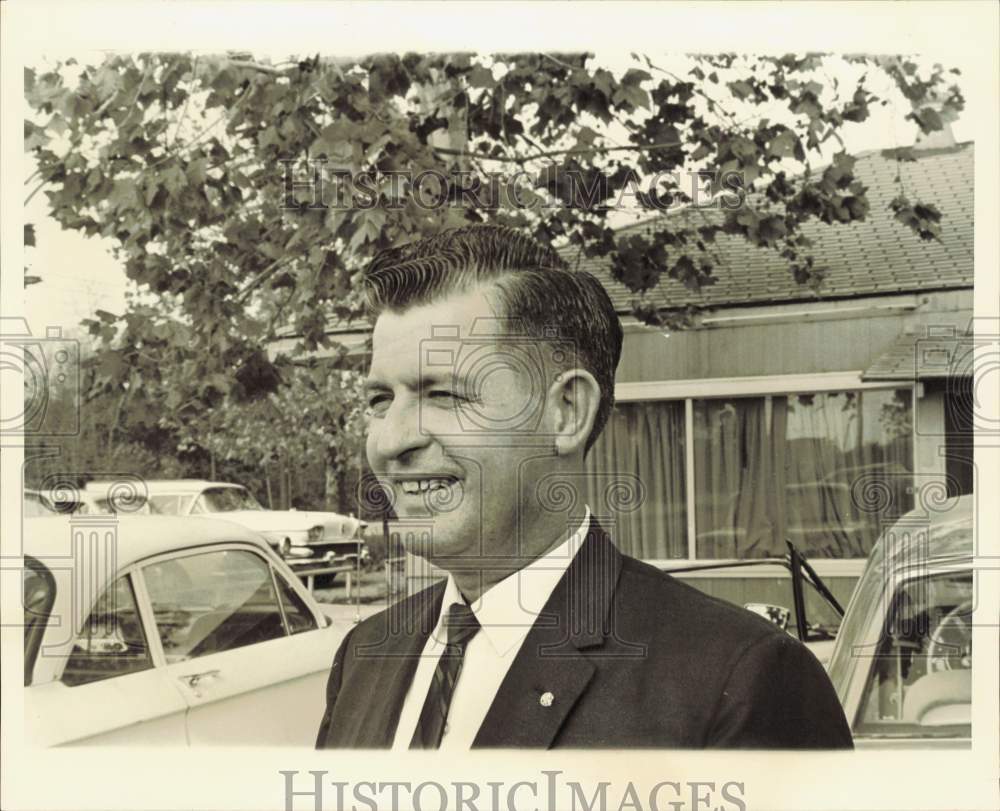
[192,487,263,513]
[23,557,56,685]
[827,537,888,698]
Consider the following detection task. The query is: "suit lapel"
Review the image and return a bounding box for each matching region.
[347,580,446,747]
[473,520,623,748]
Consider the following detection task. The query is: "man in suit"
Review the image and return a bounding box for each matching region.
[316,224,853,749]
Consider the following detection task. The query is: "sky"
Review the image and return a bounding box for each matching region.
[22,49,983,339]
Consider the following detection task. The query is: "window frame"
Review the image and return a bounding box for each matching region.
[128,542,324,667]
[270,564,321,634]
[23,556,57,686]
[613,372,917,571]
[60,570,155,687]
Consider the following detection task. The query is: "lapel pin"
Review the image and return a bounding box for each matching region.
[539,691,554,708]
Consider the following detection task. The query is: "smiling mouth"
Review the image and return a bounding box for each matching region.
[397,478,458,495]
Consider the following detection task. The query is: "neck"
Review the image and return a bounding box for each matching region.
[443,514,583,604]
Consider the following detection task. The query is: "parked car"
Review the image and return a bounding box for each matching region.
[825,494,973,747]
[661,541,846,664]
[23,489,58,517]
[22,515,350,746]
[82,479,369,580]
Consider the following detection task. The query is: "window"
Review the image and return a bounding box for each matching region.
[584,400,687,559]
[942,378,974,498]
[23,557,56,686]
[693,389,913,559]
[856,571,972,737]
[143,550,285,663]
[276,572,319,634]
[62,575,152,687]
[191,487,263,514]
[148,494,194,515]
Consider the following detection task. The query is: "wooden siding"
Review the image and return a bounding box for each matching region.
[617,290,973,384]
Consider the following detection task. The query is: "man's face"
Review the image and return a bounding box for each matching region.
[365,286,560,564]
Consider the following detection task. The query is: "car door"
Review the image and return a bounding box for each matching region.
[136,544,339,746]
[25,572,190,746]
[847,567,973,748]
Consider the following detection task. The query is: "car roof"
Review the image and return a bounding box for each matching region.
[83,479,245,495]
[882,493,973,573]
[23,515,270,566]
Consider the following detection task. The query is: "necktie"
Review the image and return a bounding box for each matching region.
[410,602,481,749]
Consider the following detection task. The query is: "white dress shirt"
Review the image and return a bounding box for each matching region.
[391,509,591,750]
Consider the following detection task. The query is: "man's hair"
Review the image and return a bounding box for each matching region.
[364,224,623,453]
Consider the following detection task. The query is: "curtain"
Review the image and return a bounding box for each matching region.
[694,389,914,560]
[583,401,687,559]
[694,398,787,559]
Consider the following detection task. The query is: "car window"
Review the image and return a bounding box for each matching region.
[855,570,972,737]
[148,494,194,515]
[62,575,153,687]
[23,557,56,686]
[791,577,844,641]
[192,487,264,513]
[827,538,889,694]
[275,572,319,634]
[143,549,286,663]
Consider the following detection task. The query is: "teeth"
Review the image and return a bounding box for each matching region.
[399,479,452,494]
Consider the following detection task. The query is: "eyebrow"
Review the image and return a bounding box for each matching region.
[364,369,471,394]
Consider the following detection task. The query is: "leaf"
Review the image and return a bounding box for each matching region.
[729,80,753,100]
[909,106,944,135]
[690,142,711,162]
[768,130,799,158]
[617,83,649,111]
[348,208,387,252]
[622,68,652,85]
[468,65,495,88]
[24,120,49,151]
[24,223,36,247]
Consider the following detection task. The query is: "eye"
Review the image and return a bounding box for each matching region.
[428,390,466,407]
[365,392,392,418]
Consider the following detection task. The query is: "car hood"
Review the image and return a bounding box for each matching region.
[216,510,361,537]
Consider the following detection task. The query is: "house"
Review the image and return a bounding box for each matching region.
[569,139,974,607]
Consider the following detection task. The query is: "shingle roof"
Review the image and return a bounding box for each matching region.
[565,142,974,312]
[862,327,973,380]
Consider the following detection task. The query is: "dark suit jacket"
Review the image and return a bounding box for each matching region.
[316,520,853,748]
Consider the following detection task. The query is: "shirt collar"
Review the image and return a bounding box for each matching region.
[435,508,592,656]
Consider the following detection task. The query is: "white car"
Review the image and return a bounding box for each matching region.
[22,515,355,746]
[83,479,368,576]
[23,489,58,517]
[826,494,974,747]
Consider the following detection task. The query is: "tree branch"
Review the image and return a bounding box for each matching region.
[542,53,584,73]
[226,59,289,76]
[645,57,741,128]
[433,140,682,163]
[235,255,295,304]
[170,55,199,147]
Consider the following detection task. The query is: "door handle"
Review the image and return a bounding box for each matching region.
[179,669,221,689]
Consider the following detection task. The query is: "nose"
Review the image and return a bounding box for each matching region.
[369,395,430,465]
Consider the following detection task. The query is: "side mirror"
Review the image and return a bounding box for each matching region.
[745,603,791,631]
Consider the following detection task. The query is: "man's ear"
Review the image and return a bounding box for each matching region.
[546,368,601,457]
